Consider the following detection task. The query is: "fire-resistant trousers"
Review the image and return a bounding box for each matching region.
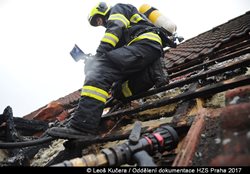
[70,41,162,133]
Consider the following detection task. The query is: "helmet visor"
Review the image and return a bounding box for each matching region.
[88,14,99,26]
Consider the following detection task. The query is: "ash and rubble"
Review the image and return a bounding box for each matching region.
[1,62,249,166]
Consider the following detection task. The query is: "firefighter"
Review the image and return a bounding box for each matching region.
[47,2,169,139]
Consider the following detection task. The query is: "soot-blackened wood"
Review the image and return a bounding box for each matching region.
[171,83,199,125]
[103,75,250,119]
[107,55,250,108]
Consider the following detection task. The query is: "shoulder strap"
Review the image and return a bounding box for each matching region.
[143,6,157,18]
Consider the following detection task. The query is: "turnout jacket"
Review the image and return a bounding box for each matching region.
[68,3,169,132]
[96,3,163,55]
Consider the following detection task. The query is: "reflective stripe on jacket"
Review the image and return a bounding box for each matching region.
[96,3,162,55]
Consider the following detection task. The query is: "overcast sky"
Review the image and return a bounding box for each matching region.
[0,0,249,117]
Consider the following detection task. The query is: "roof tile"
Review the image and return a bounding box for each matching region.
[220,102,250,130]
[163,11,250,71]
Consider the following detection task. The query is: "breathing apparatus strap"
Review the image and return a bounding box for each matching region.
[143,6,157,18]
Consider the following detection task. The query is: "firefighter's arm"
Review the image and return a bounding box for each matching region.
[96,5,130,56]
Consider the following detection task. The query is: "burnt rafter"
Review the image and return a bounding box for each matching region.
[167,33,250,74]
[0,107,27,165]
[1,106,19,142]
[0,111,49,137]
[170,47,250,78]
[103,75,250,119]
[110,55,250,106]
[213,36,250,56]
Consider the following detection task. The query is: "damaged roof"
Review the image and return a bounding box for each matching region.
[0,11,250,167]
[164,11,250,72]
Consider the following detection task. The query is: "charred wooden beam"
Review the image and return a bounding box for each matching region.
[0,110,56,150]
[12,118,48,136]
[0,107,53,166]
[116,55,250,106]
[0,116,48,137]
[1,106,19,142]
[213,37,250,57]
[171,83,199,124]
[169,47,250,79]
[103,75,250,119]
[0,139,53,166]
[167,34,250,74]
[0,106,23,165]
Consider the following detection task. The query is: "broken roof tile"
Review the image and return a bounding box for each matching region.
[23,89,81,120]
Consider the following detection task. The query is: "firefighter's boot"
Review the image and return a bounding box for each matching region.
[47,96,104,139]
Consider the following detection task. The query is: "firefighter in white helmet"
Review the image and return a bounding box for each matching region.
[47,2,169,139]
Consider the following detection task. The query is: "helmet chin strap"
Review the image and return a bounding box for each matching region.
[103,19,107,28]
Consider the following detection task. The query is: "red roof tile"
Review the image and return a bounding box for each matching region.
[23,89,81,120]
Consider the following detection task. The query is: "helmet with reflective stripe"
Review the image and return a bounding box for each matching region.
[88,2,110,26]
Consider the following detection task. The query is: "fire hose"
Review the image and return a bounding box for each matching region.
[52,122,179,167]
